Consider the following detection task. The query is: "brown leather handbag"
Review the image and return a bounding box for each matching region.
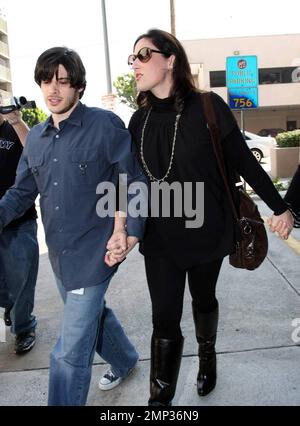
[201,92,268,270]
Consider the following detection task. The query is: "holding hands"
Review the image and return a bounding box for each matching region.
[267,209,294,240]
[105,230,139,267]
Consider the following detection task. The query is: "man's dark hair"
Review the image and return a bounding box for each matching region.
[34,47,86,99]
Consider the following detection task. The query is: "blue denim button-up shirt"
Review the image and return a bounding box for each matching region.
[0,102,147,290]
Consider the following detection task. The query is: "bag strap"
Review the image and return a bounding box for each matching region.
[201,91,239,221]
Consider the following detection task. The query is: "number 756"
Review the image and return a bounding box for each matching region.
[234,98,253,108]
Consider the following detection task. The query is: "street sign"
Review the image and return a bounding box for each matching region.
[228,87,258,109]
[226,55,258,109]
[226,56,258,88]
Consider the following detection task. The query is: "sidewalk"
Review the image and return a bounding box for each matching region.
[0,197,299,406]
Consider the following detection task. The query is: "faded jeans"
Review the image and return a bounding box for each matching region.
[48,273,139,406]
[0,220,38,334]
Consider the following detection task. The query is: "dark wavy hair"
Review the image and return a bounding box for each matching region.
[133,29,197,112]
[34,47,86,99]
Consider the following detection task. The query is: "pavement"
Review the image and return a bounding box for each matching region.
[0,158,299,406]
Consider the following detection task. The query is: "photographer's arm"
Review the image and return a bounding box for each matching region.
[5,110,29,146]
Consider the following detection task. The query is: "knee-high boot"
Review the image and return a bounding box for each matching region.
[148,335,184,406]
[192,302,219,396]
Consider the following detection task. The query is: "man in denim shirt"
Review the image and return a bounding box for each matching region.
[0,47,147,405]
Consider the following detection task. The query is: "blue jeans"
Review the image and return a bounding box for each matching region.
[48,274,139,406]
[0,220,38,335]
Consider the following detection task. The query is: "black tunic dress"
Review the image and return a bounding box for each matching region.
[129,91,287,269]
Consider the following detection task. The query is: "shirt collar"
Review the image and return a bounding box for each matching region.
[40,101,85,136]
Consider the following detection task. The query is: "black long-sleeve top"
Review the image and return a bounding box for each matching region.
[129,91,287,268]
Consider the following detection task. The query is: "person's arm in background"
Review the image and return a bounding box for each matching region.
[284,164,300,228]
[5,110,29,146]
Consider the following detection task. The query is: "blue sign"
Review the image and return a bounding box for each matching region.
[226,55,258,109]
[226,56,258,88]
[228,87,258,109]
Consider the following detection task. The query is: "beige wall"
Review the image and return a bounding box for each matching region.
[0,14,12,96]
[182,34,300,132]
[233,108,300,134]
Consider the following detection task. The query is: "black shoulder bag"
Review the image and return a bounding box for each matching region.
[201,92,268,270]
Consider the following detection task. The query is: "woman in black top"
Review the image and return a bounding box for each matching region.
[117,29,294,406]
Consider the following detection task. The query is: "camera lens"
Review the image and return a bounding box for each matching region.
[18,96,27,105]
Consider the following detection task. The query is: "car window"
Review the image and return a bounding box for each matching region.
[258,128,285,137]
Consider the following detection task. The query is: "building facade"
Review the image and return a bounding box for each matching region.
[0,11,12,104]
[183,34,300,134]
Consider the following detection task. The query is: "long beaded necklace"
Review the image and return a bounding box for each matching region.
[140,107,181,183]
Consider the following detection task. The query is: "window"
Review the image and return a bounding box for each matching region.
[209,67,298,88]
[287,121,297,131]
[259,67,296,84]
[210,71,226,87]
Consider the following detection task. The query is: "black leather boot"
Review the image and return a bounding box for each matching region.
[192,302,219,397]
[148,336,184,406]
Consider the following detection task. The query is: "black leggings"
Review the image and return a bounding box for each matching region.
[144,256,223,340]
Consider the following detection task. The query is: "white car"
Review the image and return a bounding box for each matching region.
[242,131,276,162]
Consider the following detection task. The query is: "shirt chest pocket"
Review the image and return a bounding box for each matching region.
[29,155,47,192]
[71,148,102,189]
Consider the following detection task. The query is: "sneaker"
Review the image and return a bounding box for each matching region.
[98,369,122,391]
[99,366,136,391]
[15,329,36,355]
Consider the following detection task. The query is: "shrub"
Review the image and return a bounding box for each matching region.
[22,108,48,128]
[113,73,137,111]
[276,130,300,148]
[272,177,289,191]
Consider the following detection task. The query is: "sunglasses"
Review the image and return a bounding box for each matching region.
[127,47,168,66]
